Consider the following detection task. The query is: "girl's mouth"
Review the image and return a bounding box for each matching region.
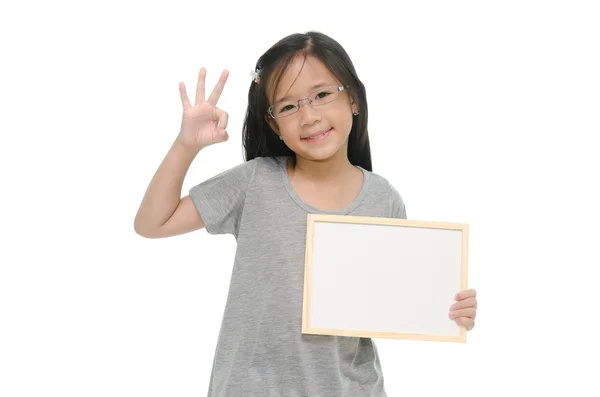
[302,128,332,142]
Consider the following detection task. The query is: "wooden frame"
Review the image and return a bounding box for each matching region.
[302,214,469,343]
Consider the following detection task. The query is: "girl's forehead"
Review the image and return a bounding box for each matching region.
[273,56,339,102]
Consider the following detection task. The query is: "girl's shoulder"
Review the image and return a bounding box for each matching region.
[361,169,407,218]
[211,155,284,177]
[361,168,402,196]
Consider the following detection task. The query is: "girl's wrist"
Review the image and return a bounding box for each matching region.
[173,137,202,158]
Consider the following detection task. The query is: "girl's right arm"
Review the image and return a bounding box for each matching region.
[133,140,205,238]
[134,68,230,239]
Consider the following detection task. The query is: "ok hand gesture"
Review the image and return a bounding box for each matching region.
[177,68,230,151]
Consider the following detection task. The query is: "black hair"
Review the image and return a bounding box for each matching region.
[241,31,372,171]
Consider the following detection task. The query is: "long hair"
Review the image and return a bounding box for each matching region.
[241,31,372,171]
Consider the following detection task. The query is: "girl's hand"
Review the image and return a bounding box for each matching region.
[449,289,477,330]
[177,68,230,151]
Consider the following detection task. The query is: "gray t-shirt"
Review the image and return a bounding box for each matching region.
[189,155,407,397]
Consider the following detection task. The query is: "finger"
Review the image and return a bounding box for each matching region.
[455,289,477,300]
[215,108,229,130]
[207,69,229,105]
[455,317,475,331]
[195,67,207,105]
[179,82,191,110]
[216,128,229,142]
[450,297,477,311]
[449,308,476,319]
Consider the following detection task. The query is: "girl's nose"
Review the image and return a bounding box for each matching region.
[298,98,321,125]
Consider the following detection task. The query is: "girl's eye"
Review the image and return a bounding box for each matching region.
[279,104,296,113]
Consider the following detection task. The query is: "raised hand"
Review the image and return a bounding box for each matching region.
[177,68,230,151]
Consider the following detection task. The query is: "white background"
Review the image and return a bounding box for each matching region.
[1,1,599,396]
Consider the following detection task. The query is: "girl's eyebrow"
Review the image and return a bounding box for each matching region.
[274,82,331,103]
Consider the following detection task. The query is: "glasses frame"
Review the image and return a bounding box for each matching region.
[267,85,346,119]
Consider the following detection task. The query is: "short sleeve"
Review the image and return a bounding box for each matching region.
[389,184,407,219]
[393,198,407,219]
[188,159,258,236]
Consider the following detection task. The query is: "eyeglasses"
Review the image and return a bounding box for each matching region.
[267,86,345,119]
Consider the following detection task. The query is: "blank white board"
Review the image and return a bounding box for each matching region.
[302,214,469,343]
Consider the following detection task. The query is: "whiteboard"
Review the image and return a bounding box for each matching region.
[302,214,469,343]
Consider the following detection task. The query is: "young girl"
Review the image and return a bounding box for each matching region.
[134,31,478,397]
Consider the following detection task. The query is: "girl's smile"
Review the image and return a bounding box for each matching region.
[301,127,332,142]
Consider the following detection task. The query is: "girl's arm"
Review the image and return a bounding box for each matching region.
[133,140,205,239]
[134,67,231,238]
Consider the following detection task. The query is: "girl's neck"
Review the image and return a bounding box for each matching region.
[290,152,356,182]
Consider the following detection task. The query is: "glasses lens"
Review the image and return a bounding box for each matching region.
[271,101,298,118]
[310,86,340,106]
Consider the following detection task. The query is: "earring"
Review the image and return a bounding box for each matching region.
[353,111,359,116]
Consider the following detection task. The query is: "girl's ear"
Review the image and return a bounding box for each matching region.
[350,96,360,114]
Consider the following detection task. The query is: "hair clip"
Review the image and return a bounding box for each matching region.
[250,68,261,83]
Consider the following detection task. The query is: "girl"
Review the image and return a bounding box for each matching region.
[134,31,478,397]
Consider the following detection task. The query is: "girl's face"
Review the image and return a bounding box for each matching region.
[267,55,358,163]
